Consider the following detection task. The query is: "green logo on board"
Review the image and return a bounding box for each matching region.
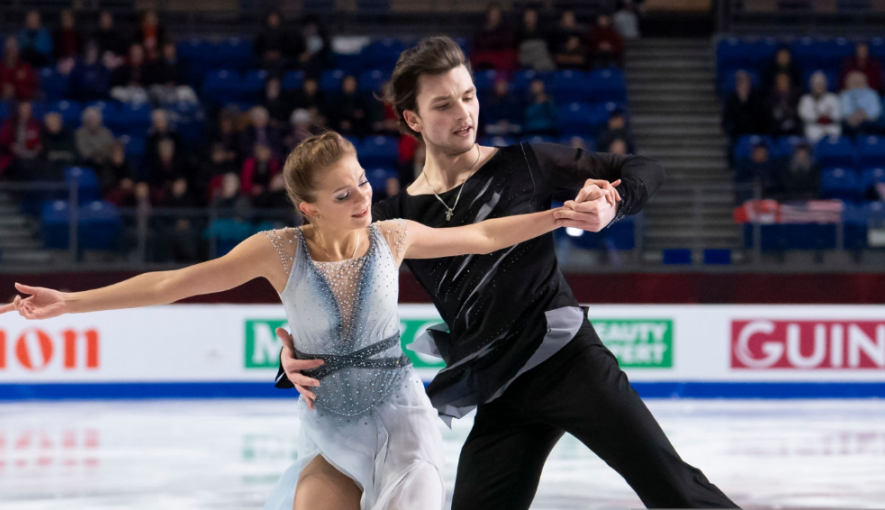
[591,319,673,368]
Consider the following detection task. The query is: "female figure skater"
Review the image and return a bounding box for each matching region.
[0,131,573,510]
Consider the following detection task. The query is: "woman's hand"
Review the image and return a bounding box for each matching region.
[0,283,68,320]
[277,327,324,410]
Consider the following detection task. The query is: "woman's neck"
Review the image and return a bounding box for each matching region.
[304,223,364,261]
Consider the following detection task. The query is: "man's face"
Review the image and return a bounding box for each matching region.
[407,65,479,156]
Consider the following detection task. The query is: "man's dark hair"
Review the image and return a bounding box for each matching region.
[382,36,472,140]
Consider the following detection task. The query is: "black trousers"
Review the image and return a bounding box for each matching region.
[450,321,740,510]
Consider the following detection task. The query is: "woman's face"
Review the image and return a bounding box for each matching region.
[300,152,372,231]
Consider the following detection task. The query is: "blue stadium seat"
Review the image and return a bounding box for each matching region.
[735,135,774,163]
[743,223,787,252]
[64,166,100,203]
[662,248,692,265]
[122,135,147,158]
[557,102,595,136]
[816,136,857,167]
[791,37,830,70]
[870,36,885,60]
[334,53,363,75]
[283,70,305,91]
[41,200,73,249]
[511,69,550,93]
[772,135,810,161]
[857,136,885,168]
[117,103,152,136]
[817,37,855,67]
[477,135,517,147]
[39,67,69,102]
[79,201,123,251]
[47,100,83,127]
[320,69,346,92]
[201,70,243,107]
[717,37,755,70]
[217,37,254,71]
[820,167,861,201]
[367,167,397,191]
[751,37,781,66]
[551,70,592,103]
[587,69,626,103]
[860,167,885,196]
[358,69,389,92]
[242,69,268,102]
[362,38,407,71]
[720,68,761,95]
[473,69,500,94]
[704,248,732,265]
[521,135,556,144]
[843,201,871,249]
[785,223,837,250]
[0,102,9,121]
[359,136,399,167]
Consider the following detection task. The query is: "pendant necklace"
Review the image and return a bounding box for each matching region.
[423,143,482,222]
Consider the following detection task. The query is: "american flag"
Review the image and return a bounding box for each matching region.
[778,200,844,224]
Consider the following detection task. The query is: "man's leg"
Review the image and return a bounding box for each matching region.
[549,328,740,508]
[450,398,564,510]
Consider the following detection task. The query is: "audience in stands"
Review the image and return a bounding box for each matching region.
[146,138,191,203]
[328,75,372,137]
[781,141,820,200]
[723,70,765,144]
[0,101,42,179]
[483,79,523,135]
[523,78,558,134]
[597,108,634,153]
[240,106,283,158]
[209,107,243,164]
[53,10,82,67]
[762,47,802,96]
[241,143,280,199]
[0,37,39,101]
[135,10,167,61]
[255,11,300,76]
[839,41,883,94]
[298,16,332,77]
[93,11,128,62]
[146,109,185,166]
[766,72,802,137]
[472,2,518,71]
[285,108,320,150]
[98,141,133,197]
[70,41,112,101]
[253,172,290,210]
[608,138,628,155]
[613,0,642,40]
[148,42,198,107]
[517,8,555,72]
[42,111,77,175]
[586,13,624,68]
[840,71,881,136]
[550,11,588,70]
[799,71,841,143]
[17,11,52,68]
[111,44,150,104]
[736,138,778,201]
[262,76,292,129]
[291,77,325,112]
[75,106,115,166]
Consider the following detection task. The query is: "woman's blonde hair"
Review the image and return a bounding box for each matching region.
[283,131,356,222]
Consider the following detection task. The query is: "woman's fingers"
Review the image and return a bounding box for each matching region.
[295,384,316,410]
[290,372,321,388]
[14,282,39,295]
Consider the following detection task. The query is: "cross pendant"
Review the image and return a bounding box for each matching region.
[445,210,453,221]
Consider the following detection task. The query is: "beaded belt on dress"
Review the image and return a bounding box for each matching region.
[296,334,411,380]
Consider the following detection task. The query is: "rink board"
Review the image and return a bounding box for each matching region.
[1,304,884,400]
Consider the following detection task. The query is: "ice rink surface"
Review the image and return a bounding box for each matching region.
[1,399,884,510]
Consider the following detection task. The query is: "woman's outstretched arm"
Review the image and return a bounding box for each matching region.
[1,232,280,320]
[402,208,564,260]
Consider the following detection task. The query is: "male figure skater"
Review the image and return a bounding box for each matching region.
[278,36,739,509]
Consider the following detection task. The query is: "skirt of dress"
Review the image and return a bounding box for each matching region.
[263,367,445,510]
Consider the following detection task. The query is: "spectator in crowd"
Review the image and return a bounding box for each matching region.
[147,42,199,107]
[253,172,290,210]
[97,141,134,197]
[483,78,523,135]
[212,172,251,220]
[285,108,315,150]
[397,135,424,188]
[723,70,765,144]
[839,41,883,94]
[596,108,634,153]
[799,71,841,143]
[608,137,628,155]
[553,34,588,70]
[42,111,77,176]
[0,101,42,179]
[613,0,641,40]
[156,176,200,262]
[562,135,591,150]
[93,11,128,62]
[240,106,283,157]
[762,46,802,96]
[523,78,558,134]
[586,13,624,68]
[736,137,778,200]
[290,77,326,111]
[255,11,302,76]
[517,8,555,72]
[146,109,185,166]
[472,2,517,71]
[75,106,115,165]
[53,9,82,65]
[328,75,372,136]
[240,143,280,199]
[17,10,52,68]
[297,15,331,77]
[209,107,243,163]
[549,10,586,63]
[69,40,112,101]
[840,70,882,136]
[198,142,240,203]
[0,37,39,101]
[766,72,802,137]
[135,9,166,60]
[145,138,191,203]
[262,76,292,129]
[111,44,150,104]
[781,141,819,200]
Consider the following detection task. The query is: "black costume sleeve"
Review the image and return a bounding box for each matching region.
[274,197,397,388]
[530,142,665,223]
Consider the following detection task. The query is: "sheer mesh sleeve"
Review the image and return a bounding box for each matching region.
[263,228,298,276]
[376,219,409,266]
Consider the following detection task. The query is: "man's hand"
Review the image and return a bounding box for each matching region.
[553,179,622,232]
[277,327,324,410]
